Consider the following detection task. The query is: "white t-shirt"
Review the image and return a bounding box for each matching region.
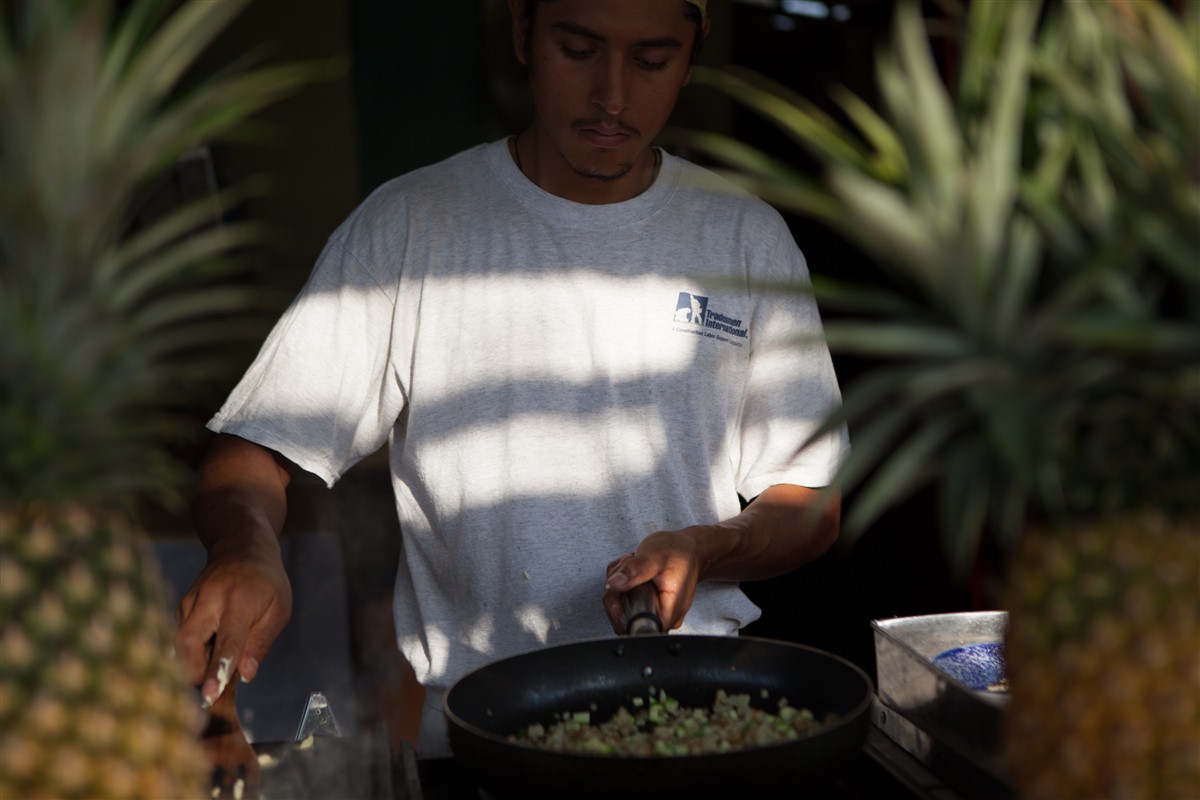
[210,139,848,753]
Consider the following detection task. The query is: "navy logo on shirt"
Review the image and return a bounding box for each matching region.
[672,291,748,347]
[674,292,707,325]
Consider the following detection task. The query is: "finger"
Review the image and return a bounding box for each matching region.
[601,583,627,634]
[237,654,261,684]
[604,552,635,584]
[238,609,288,683]
[174,603,220,687]
[656,584,689,631]
[174,592,193,628]
[606,552,649,592]
[200,613,254,707]
[200,645,241,708]
[199,651,239,709]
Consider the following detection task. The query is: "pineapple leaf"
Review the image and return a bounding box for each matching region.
[846,411,965,535]
[821,402,920,505]
[936,440,992,566]
[990,214,1042,349]
[887,1,962,219]
[96,0,249,158]
[107,221,269,312]
[822,320,974,358]
[701,168,844,223]
[98,0,174,94]
[674,0,1199,572]
[963,1,1038,288]
[0,0,326,514]
[824,166,938,275]
[126,285,264,337]
[661,128,811,185]
[827,84,907,182]
[690,65,872,171]
[96,176,272,286]
[807,275,925,316]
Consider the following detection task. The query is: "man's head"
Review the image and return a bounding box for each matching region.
[507,0,710,203]
[515,0,708,65]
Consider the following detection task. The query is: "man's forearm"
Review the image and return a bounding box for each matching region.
[177,434,296,690]
[192,433,292,557]
[694,483,840,582]
[602,483,842,633]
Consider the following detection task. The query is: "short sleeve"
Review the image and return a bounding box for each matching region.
[734,227,849,500]
[208,235,406,487]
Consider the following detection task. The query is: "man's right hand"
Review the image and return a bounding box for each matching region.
[175,434,295,705]
[175,541,292,706]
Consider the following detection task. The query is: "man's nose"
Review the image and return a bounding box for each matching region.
[592,55,630,117]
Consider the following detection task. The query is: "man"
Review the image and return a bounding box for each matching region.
[175,0,848,757]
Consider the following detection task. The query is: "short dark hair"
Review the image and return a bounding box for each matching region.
[519,1,706,64]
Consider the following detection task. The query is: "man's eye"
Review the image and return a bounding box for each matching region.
[561,46,593,60]
[636,58,669,72]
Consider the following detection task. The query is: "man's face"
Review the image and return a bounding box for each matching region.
[512,0,704,202]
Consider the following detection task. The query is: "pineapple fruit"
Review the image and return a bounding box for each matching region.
[0,1,324,796]
[674,0,1200,796]
[0,508,209,798]
[1004,513,1199,799]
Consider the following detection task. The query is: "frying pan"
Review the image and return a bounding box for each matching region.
[444,590,873,798]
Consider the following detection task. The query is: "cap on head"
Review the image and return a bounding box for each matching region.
[685,0,707,16]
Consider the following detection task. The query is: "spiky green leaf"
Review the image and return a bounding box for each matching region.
[0,0,327,514]
[672,0,1200,575]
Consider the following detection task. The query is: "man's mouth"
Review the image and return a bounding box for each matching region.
[574,120,638,149]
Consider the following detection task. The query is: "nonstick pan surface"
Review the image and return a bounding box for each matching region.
[444,634,873,799]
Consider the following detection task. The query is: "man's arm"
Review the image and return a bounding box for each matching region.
[602,484,840,633]
[175,433,295,706]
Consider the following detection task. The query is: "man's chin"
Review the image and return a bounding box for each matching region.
[571,161,634,182]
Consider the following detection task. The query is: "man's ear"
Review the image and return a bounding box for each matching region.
[509,0,529,65]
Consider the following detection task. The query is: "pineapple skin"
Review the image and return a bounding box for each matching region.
[1002,512,1200,799]
[0,508,210,799]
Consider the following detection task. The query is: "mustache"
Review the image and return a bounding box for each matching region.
[572,118,640,137]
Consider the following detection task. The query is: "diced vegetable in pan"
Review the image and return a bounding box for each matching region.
[508,689,831,757]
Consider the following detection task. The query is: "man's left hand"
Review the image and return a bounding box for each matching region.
[602,527,706,634]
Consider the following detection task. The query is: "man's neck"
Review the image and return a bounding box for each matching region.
[510,129,660,205]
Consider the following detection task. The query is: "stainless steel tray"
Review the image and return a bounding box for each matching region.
[872,611,1009,785]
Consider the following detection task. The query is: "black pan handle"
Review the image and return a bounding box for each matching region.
[622,582,663,636]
